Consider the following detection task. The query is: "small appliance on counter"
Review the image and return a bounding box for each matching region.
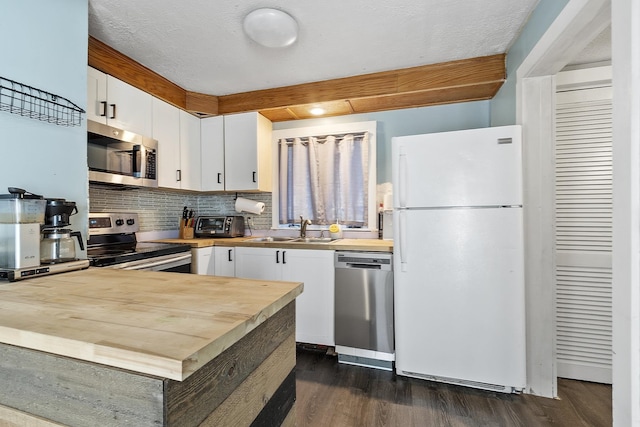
[0,187,89,282]
[40,197,85,264]
[195,216,245,238]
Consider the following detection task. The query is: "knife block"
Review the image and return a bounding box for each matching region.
[179,219,194,239]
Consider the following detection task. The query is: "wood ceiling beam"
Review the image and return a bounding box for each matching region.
[88,36,219,115]
[218,54,506,115]
[88,36,505,120]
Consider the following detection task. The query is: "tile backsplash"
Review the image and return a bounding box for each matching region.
[89,184,273,232]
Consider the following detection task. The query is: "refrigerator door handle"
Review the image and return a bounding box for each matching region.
[399,151,407,208]
[399,210,407,272]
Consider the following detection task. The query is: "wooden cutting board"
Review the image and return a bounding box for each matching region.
[0,268,302,381]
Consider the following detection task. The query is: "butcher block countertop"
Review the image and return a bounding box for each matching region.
[0,268,302,381]
[156,237,394,252]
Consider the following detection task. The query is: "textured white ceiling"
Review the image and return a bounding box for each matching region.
[88,0,541,96]
[567,26,611,68]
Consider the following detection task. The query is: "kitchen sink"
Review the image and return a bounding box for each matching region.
[290,237,336,244]
[245,236,296,243]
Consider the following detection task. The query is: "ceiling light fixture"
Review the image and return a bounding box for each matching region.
[310,107,326,116]
[243,8,298,48]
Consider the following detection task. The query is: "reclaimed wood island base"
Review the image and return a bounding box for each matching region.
[0,269,303,427]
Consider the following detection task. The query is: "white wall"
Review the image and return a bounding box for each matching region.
[0,0,89,254]
[273,101,491,184]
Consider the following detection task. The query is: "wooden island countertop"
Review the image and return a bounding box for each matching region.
[0,268,302,381]
[0,269,302,426]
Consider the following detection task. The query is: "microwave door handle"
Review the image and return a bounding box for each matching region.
[132,145,143,178]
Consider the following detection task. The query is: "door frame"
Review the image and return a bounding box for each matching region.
[515,0,611,398]
[518,1,640,425]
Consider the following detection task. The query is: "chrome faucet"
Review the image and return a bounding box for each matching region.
[300,216,312,238]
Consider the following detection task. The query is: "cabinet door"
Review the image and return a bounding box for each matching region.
[179,111,202,191]
[201,116,225,191]
[224,112,272,192]
[153,98,181,189]
[87,67,107,124]
[192,247,215,275]
[282,249,335,346]
[105,75,153,137]
[214,246,236,277]
[235,247,282,280]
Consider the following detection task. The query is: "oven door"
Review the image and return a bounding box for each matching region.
[105,252,192,273]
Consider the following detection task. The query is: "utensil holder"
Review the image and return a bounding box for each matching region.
[179,219,194,239]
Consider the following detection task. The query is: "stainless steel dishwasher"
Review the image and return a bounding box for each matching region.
[334,251,394,370]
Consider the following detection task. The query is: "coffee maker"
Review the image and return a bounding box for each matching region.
[0,188,89,281]
[0,187,46,269]
[40,198,85,264]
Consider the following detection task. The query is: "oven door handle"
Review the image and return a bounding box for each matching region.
[116,253,192,271]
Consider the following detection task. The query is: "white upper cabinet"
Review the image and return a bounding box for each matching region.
[201,112,272,192]
[224,112,272,192]
[152,98,201,191]
[179,110,202,191]
[201,116,225,191]
[87,67,152,137]
[87,66,108,123]
[152,97,181,189]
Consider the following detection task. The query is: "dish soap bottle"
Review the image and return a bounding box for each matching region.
[329,221,343,239]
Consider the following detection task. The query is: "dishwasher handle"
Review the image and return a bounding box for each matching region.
[335,252,393,271]
[343,262,382,269]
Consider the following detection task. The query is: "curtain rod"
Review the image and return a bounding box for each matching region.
[281,131,368,142]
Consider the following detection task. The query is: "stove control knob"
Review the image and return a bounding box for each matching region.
[127,218,135,226]
[115,218,124,226]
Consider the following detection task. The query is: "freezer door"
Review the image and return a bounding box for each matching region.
[392,125,522,208]
[394,207,526,391]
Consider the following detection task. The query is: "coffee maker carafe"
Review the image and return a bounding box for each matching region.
[40,198,84,264]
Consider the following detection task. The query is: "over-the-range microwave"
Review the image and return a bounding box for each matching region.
[87,120,158,188]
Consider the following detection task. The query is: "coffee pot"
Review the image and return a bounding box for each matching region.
[40,229,84,264]
[40,198,84,264]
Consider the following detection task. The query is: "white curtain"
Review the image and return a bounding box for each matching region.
[279,132,369,226]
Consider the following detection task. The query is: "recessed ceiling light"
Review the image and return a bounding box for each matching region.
[243,8,298,48]
[310,107,325,116]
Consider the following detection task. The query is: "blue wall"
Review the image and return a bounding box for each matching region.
[490,0,569,126]
[273,101,491,183]
[1,0,89,252]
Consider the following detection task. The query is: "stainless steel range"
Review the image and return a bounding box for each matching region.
[87,212,191,272]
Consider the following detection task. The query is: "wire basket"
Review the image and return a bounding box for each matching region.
[0,76,85,127]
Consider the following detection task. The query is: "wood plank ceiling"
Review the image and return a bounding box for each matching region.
[89,36,505,122]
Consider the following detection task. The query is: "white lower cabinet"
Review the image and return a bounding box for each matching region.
[192,247,215,275]
[214,246,236,277]
[235,247,335,346]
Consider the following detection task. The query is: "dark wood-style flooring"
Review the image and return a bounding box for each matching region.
[295,348,612,427]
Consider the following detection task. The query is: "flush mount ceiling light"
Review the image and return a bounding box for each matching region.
[243,8,298,48]
[310,107,326,116]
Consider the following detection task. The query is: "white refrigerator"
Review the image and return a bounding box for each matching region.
[392,125,526,393]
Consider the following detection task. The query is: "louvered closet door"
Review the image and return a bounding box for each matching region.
[555,85,612,384]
